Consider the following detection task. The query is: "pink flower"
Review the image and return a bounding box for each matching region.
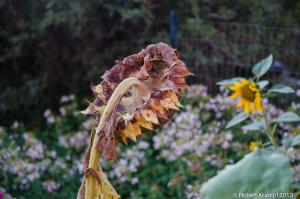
[43,109,51,118]
[59,107,66,116]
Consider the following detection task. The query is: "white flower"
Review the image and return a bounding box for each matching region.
[47,116,56,124]
[130,177,139,185]
[42,180,60,193]
[11,121,19,129]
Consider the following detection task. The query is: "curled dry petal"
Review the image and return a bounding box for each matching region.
[83,42,193,160]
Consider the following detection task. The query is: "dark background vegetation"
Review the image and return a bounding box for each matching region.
[1,0,300,128]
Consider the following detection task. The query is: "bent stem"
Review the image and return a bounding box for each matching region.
[85,77,147,199]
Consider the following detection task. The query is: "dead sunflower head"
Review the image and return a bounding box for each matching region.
[82,42,193,160]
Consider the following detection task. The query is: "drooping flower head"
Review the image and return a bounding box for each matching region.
[229,80,263,113]
[82,43,193,160]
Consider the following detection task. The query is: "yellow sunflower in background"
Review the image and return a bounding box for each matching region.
[249,141,259,151]
[229,79,263,113]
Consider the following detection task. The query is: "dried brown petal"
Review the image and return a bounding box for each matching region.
[169,65,194,78]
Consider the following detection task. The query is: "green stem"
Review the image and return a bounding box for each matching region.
[85,77,146,199]
[262,108,278,147]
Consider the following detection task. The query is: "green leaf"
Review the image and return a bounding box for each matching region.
[242,120,267,131]
[257,80,269,89]
[273,112,300,123]
[226,112,249,129]
[252,54,273,78]
[216,77,245,86]
[268,84,295,94]
[291,135,300,146]
[282,135,300,147]
[266,92,278,98]
[292,183,300,190]
[200,149,292,199]
[281,137,293,147]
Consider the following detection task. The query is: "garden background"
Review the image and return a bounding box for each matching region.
[1,1,300,198]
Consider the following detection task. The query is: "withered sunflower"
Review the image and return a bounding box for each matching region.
[78,43,192,199]
[82,42,193,160]
[77,43,192,199]
[229,79,263,113]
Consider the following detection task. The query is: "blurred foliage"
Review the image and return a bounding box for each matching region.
[1,0,300,127]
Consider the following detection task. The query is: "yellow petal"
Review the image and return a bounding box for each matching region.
[252,102,258,112]
[255,99,263,112]
[229,85,238,91]
[121,123,142,142]
[257,104,263,112]
[236,100,244,108]
[118,130,128,144]
[149,99,168,120]
[229,92,239,100]
[135,120,153,131]
[132,123,142,136]
[120,126,134,142]
[241,79,249,85]
[244,101,250,113]
[161,98,179,110]
[166,91,183,107]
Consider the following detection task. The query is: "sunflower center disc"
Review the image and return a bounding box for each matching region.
[241,85,256,101]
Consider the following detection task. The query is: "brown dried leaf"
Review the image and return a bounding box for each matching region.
[96,111,119,161]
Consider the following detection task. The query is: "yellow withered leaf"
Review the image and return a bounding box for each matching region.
[140,109,159,124]
[96,165,120,199]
